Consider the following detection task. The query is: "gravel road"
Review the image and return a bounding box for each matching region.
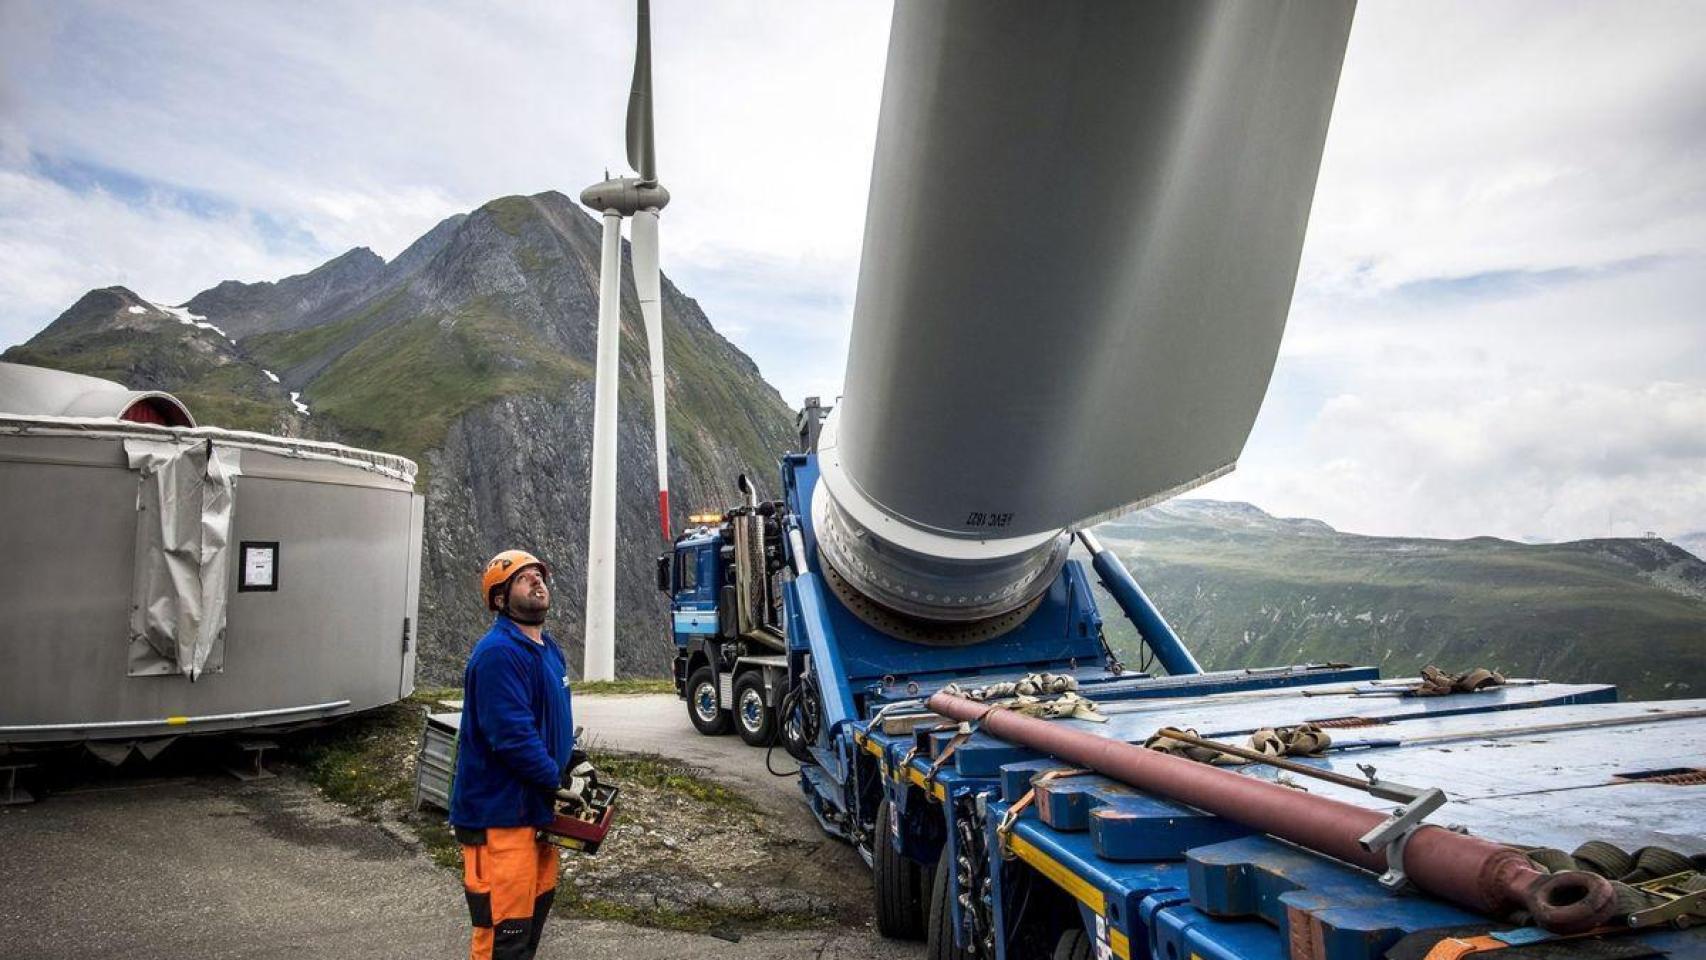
[0,695,922,960]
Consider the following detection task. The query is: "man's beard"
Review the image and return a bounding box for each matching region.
[505,591,549,626]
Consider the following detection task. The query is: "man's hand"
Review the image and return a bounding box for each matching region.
[555,758,598,809]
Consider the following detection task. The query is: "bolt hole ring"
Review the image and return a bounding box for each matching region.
[1525,871,1615,934]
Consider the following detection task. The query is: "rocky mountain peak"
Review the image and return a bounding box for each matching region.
[8,192,797,679]
[183,244,389,340]
[35,286,155,340]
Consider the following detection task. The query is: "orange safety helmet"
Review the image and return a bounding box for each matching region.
[481,550,550,611]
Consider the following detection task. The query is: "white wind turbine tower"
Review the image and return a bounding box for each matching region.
[579,0,672,682]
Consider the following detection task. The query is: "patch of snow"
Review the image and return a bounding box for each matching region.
[151,301,234,342]
[289,391,311,416]
[126,305,146,315]
[262,369,280,383]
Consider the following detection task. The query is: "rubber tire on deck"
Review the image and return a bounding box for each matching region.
[733,672,777,747]
[1054,927,1093,960]
[927,844,974,960]
[686,666,732,735]
[873,798,927,940]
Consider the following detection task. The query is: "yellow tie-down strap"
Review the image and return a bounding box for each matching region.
[1005,832,1131,959]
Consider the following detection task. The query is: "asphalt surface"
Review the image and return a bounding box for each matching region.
[0,695,922,960]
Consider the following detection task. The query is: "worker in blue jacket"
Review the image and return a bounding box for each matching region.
[450,549,587,960]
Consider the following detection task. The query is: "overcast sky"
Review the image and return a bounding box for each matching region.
[2,1,1702,544]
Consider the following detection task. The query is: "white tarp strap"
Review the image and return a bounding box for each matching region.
[125,438,241,680]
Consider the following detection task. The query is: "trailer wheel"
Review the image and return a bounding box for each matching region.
[873,798,927,940]
[686,667,731,735]
[733,672,776,747]
[1053,927,1092,960]
[926,844,974,960]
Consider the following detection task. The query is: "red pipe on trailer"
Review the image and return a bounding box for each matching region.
[925,691,1617,934]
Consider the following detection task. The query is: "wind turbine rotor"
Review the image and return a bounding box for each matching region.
[580,0,672,681]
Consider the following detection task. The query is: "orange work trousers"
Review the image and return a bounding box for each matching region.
[460,826,560,960]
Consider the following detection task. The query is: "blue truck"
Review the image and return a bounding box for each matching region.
[662,399,1705,960]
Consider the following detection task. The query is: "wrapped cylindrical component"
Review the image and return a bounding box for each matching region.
[820,1,1355,624]
[0,361,194,426]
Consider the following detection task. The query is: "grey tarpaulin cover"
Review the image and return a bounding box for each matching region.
[125,437,242,680]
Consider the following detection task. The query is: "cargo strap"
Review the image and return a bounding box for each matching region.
[1421,934,1510,960]
[995,768,1090,859]
[1413,665,1507,697]
[940,672,1079,701]
[894,746,920,784]
[1521,841,1706,929]
[1145,723,1332,765]
[927,723,975,780]
[1417,929,1664,960]
[937,673,1109,722]
[1628,872,1706,928]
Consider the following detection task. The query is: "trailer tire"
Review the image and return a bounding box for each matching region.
[686,666,731,735]
[927,845,974,960]
[1053,927,1092,960]
[733,672,777,747]
[873,798,927,940]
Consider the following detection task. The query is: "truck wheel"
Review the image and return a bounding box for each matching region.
[873,798,927,940]
[686,667,731,735]
[733,672,777,747]
[927,844,974,960]
[1054,927,1092,960]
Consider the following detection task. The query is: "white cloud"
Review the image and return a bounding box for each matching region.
[1300,1,1706,296]
[0,0,890,407]
[1207,253,1706,541]
[1,0,1700,543]
[0,168,326,326]
[1212,379,1706,542]
[1190,0,1706,542]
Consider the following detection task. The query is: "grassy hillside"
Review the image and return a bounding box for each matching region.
[1094,502,1706,700]
[249,297,590,469]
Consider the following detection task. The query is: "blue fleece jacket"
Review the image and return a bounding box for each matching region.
[448,615,575,829]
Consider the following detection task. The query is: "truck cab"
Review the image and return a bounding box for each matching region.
[666,528,719,640]
[659,476,790,745]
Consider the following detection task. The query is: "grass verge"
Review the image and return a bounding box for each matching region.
[571,678,676,696]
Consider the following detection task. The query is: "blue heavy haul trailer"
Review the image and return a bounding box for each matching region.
[662,409,1706,960]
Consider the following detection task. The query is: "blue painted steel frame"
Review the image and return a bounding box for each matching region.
[765,449,1706,960]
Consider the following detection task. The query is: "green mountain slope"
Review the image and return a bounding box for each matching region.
[3,287,309,434]
[9,192,796,680]
[1094,501,1706,700]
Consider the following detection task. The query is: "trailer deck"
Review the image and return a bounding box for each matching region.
[851,678,1704,960]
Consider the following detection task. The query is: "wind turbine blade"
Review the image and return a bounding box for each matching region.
[837,1,1352,538]
[625,0,656,182]
[631,209,670,541]
[817,1,1355,624]
[583,210,624,683]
